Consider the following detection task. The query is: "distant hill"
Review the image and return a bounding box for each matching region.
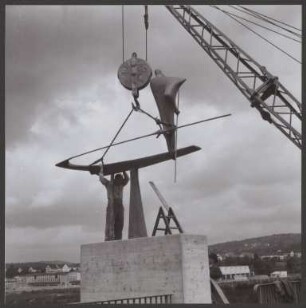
[209,233,301,256]
[6,234,301,270]
[37,260,75,265]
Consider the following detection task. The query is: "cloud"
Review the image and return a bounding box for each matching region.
[5,226,103,263]
[5,5,301,262]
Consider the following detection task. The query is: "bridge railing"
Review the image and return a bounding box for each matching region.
[81,294,173,304]
[254,279,301,304]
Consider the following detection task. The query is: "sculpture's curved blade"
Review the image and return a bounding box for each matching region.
[150,71,186,153]
[55,145,201,175]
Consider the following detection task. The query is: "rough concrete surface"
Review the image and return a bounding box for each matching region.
[80,234,211,303]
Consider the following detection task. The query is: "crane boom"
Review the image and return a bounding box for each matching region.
[166,5,301,149]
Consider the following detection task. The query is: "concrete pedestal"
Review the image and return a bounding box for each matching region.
[80,234,211,303]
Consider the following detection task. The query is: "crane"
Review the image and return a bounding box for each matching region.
[165,5,301,149]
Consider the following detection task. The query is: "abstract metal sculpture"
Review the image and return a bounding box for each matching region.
[56,51,230,241]
[56,146,201,240]
[150,69,186,153]
[56,146,201,175]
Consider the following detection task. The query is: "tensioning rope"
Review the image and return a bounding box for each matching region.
[229,5,301,38]
[237,5,302,33]
[92,107,134,166]
[67,113,231,166]
[211,6,301,64]
[218,8,300,43]
[134,103,173,128]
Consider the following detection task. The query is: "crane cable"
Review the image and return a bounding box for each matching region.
[144,5,149,61]
[230,5,301,39]
[174,91,180,183]
[217,7,301,43]
[104,6,147,165]
[122,5,125,62]
[211,6,301,64]
[237,5,302,34]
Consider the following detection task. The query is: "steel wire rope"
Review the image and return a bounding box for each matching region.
[62,6,126,164]
[217,7,301,43]
[122,5,125,62]
[135,103,173,127]
[237,5,302,34]
[144,5,149,61]
[211,6,301,64]
[63,113,231,166]
[146,25,148,61]
[94,6,131,166]
[174,90,180,183]
[92,107,134,166]
[230,5,301,39]
[56,114,232,168]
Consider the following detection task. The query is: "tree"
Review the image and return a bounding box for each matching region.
[253,258,273,275]
[6,265,17,278]
[287,256,301,274]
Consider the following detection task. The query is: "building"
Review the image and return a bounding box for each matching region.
[288,251,302,258]
[270,271,287,278]
[250,274,270,281]
[216,254,223,262]
[28,267,37,273]
[260,254,286,261]
[15,275,27,283]
[219,266,251,281]
[62,264,71,273]
[45,265,62,273]
[239,252,254,259]
[25,272,62,285]
[67,270,81,284]
[45,264,73,273]
[224,252,238,258]
[274,261,287,271]
[21,271,81,286]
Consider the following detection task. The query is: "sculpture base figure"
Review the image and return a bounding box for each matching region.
[105,199,124,241]
[128,168,148,239]
[99,169,129,241]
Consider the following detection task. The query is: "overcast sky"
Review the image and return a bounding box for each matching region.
[5,5,301,263]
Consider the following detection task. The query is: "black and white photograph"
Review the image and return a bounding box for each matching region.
[4,3,302,305]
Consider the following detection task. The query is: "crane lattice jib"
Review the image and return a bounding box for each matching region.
[166,5,301,149]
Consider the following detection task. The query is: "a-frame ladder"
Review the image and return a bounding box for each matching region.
[149,181,183,236]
